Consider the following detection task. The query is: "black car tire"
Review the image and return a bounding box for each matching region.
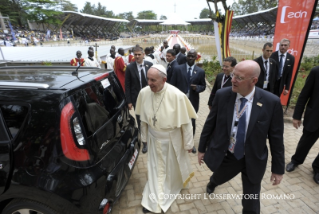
[2,199,58,214]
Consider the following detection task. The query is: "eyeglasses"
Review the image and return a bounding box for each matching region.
[231,74,254,82]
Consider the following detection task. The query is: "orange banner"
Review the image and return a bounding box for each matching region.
[273,0,317,106]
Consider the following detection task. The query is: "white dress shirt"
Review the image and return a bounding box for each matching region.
[230,87,255,144]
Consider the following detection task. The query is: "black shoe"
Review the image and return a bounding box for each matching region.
[192,146,196,154]
[314,172,319,184]
[142,207,150,213]
[206,181,216,194]
[142,142,147,154]
[286,162,298,172]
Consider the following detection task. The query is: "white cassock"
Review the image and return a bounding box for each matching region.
[154,51,161,64]
[159,47,169,68]
[85,57,101,68]
[144,55,155,65]
[106,56,115,69]
[135,83,197,213]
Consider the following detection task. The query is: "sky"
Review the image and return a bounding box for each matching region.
[69,0,236,21]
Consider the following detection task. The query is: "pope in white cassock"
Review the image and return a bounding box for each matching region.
[135,64,197,213]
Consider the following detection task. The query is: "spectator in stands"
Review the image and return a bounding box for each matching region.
[254,42,278,94]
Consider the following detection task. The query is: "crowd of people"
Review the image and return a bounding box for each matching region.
[70,38,319,214]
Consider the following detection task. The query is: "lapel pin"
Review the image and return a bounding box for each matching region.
[146,65,149,67]
[194,71,197,74]
[287,59,290,61]
[257,102,263,107]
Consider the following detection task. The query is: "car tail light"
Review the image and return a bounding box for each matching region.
[99,198,110,214]
[60,102,90,161]
[103,202,110,214]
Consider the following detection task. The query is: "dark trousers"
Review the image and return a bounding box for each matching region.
[192,118,196,136]
[291,127,319,173]
[274,78,281,97]
[210,152,261,214]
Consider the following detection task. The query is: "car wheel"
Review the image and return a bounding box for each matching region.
[2,199,58,214]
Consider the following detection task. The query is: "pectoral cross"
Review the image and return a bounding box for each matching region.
[152,115,157,126]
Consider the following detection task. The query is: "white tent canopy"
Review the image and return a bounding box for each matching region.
[160,13,190,26]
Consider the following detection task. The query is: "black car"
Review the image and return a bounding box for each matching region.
[0,66,141,214]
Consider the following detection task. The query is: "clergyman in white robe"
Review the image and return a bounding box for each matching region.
[85,57,101,68]
[135,82,197,213]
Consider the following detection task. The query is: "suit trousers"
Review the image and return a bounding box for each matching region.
[192,118,196,136]
[291,127,319,173]
[274,78,281,97]
[210,152,261,214]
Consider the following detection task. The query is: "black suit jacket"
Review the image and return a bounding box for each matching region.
[170,63,206,112]
[207,73,232,106]
[176,53,187,65]
[166,60,178,83]
[293,66,319,132]
[199,87,284,183]
[125,60,153,107]
[270,51,295,94]
[254,56,278,93]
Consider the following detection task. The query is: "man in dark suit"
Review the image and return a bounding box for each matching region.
[254,42,278,95]
[125,46,153,153]
[286,66,319,184]
[170,49,206,153]
[165,49,178,82]
[180,47,186,55]
[207,56,236,109]
[270,38,295,97]
[198,60,285,214]
[173,44,187,65]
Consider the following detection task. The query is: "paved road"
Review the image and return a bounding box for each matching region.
[112,86,319,214]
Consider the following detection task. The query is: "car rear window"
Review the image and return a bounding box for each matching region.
[0,104,29,138]
[73,74,124,137]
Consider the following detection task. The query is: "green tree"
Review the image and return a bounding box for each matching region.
[22,0,62,24]
[61,0,78,11]
[95,2,107,16]
[231,0,278,16]
[0,0,28,26]
[159,15,167,20]
[118,12,134,21]
[200,8,210,18]
[136,10,157,20]
[103,10,115,18]
[80,2,94,14]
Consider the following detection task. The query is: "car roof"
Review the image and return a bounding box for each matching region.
[0,66,113,90]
